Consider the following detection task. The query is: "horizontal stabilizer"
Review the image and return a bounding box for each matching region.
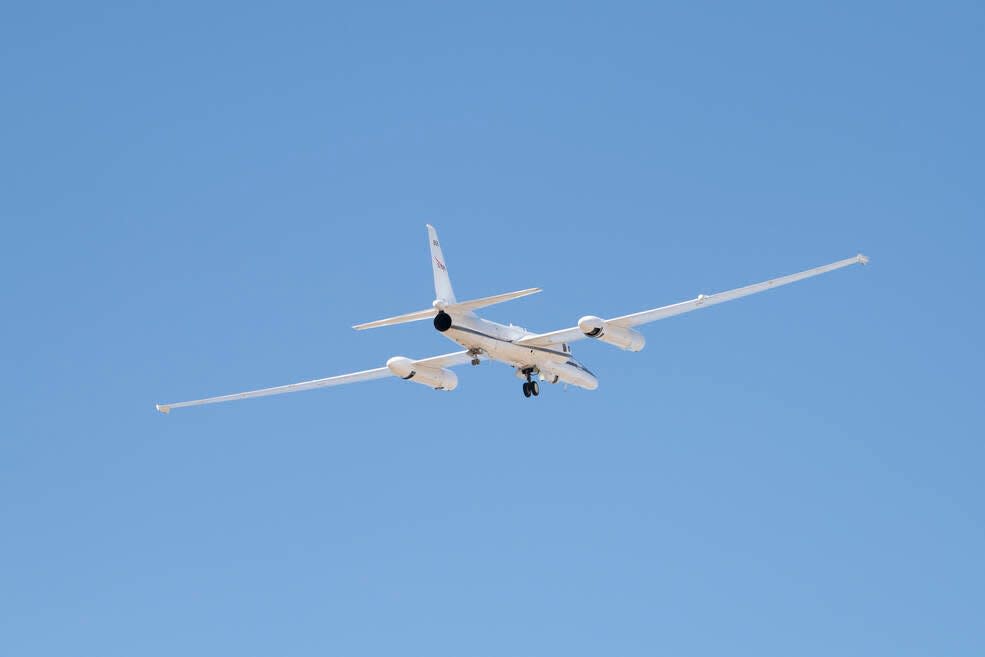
[353,288,541,331]
[353,308,435,331]
[450,287,541,312]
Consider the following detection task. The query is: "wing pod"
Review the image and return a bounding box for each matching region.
[577,316,646,352]
[538,359,599,390]
[386,356,458,391]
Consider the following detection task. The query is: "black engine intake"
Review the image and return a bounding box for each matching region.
[433,311,452,332]
[577,315,646,351]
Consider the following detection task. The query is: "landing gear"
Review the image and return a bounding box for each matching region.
[521,372,540,399]
[471,358,480,366]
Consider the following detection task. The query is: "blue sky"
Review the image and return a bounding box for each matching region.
[2,2,983,655]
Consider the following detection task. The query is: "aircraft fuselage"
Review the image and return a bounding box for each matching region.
[436,311,599,390]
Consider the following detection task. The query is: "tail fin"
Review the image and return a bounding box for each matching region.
[352,225,541,331]
[427,224,456,304]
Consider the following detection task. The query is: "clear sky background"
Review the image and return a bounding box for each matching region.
[2,2,983,655]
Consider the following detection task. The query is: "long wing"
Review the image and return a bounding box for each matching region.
[517,254,868,348]
[155,350,477,413]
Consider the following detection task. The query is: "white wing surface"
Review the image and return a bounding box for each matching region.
[353,307,436,330]
[156,350,477,413]
[351,289,541,331]
[427,224,457,303]
[517,254,868,348]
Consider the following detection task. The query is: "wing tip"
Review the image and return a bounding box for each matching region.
[156,404,171,415]
[857,253,870,265]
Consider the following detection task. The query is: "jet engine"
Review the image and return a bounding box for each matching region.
[577,315,646,352]
[386,356,458,390]
[433,311,452,332]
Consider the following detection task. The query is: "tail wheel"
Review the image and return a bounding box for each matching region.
[522,382,531,398]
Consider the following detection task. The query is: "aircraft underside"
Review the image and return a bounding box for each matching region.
[437,310,599,398]
[155,224,866,413]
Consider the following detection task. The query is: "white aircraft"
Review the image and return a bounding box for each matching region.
[156,225,868,413]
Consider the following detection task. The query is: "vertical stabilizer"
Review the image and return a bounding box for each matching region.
[426,224,456,304]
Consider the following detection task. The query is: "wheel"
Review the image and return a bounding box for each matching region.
[530,380,540,396]
[471,358,480,366]
[522,382,531,398]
